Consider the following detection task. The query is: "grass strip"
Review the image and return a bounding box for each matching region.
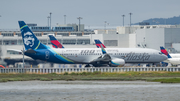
[0,71,180,83]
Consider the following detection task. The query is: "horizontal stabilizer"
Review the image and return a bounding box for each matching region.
[7,49,22,53]
[24,49,36,53]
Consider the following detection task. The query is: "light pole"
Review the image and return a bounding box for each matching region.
[22,47,24,68]
[104,21,109,34]
[122,15,125,26]
[0,15,1,29]
[77,17,82,31]
[129,13,132,26]
[64,15,66,24]
[129,13,132,34]
[104,21,107,34]
[49,12,52,28]
[47,16,50,27]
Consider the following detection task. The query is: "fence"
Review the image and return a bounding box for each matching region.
[0,67,180,74]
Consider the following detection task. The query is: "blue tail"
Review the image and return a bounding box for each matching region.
[160,46,172,58]
[18,21,47,50]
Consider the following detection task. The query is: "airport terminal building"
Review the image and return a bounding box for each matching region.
[0,23,180,67]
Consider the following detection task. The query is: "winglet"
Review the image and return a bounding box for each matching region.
[100,44,106,54]
[160,46,172,58]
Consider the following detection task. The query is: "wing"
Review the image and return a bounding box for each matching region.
[90,45,125,67]
[7,49,22,54]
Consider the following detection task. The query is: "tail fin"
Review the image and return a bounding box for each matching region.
[160,46,172,58]
[48,35,64,48]
[94,39,106,48]
[18,21,47,50]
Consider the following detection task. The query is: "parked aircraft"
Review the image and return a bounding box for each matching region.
[18,21,167,67]
[160,46,180,65]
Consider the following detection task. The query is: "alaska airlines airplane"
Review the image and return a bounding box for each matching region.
[160,46,180,65]
[48,34,64,48]
[18,21,167,67]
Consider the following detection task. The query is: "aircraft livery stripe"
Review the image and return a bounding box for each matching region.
[102,48,106,54]
[51,49,74,63]
[161,49,168,56]
[20,25,28,29]
[35,41,41,50]
[111,61,120,65]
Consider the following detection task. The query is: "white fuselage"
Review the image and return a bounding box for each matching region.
[169,54,180,58]
[164,54,180,65]
[164,58,180,65]
[50,48,167,63]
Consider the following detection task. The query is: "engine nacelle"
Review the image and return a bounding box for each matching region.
[110,58,125,67]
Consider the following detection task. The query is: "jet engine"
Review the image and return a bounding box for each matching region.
[110,58,125,67]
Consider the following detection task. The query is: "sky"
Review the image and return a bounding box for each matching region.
[0,0,180,29]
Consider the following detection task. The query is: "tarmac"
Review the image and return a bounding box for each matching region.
[0,81,180,101]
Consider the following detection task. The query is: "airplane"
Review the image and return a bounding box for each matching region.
[48,34,64,48]
[94,39,151,67]
[98,38,180,60]
[18,21,167,67]
[160,46,180,65]
[94,39,180,59]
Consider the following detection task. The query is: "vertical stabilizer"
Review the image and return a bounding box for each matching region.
[94,39,106,48]
[160,46,172,58]
[48,35,64,48]
[18,21,47,50]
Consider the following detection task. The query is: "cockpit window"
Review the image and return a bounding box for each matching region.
[159,52,162,55]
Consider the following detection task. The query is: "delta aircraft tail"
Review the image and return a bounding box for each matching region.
[48,35,64,48]
[94,40,106,48]
[160,46,172,58]
[18,21,47,50]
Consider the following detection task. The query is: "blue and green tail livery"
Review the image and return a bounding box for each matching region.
[100,44,106,54]
[18,21,47,50]
[18,21,74,64]
[160,46,172,58]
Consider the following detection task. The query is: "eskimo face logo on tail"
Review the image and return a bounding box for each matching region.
[24,32,35,47]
